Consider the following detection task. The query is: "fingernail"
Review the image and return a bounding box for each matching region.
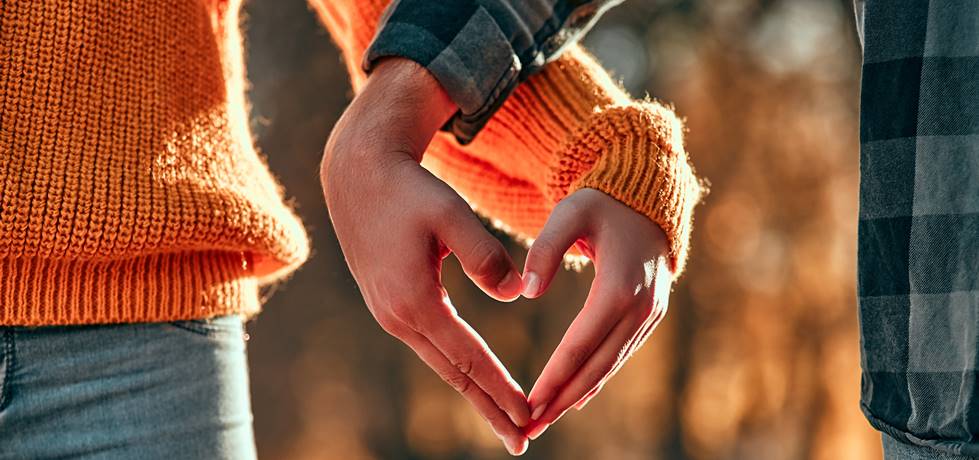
[514,437,528,455]
[527,423,549,440]
[530,402,547,421]
[498,271,522,297]
[522,272,541,298]
[504,436,525,456]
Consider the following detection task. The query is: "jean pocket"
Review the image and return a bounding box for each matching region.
[167,314,245,339]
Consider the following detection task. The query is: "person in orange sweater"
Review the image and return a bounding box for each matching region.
[0,0,700,458]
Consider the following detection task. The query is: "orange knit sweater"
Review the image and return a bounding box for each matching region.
[0,0,701,326]
[0,1,308,325]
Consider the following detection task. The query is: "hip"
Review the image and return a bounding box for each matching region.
[0,315,256,460]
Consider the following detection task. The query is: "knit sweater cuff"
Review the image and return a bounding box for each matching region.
[548,103,704,275]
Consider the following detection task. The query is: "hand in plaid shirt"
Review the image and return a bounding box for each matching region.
[366,1,979,457]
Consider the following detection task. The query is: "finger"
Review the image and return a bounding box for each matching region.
[416,298,532,429]
[521,198,590,298]
[527,314,640,440]
[573,316,657,411]
[438,202,523,301]
[396,326,528,456]
[526,276,626,422]
[572,253,672,411]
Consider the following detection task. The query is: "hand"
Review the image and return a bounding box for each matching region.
[521,188,674,440]
[321,58,531,455]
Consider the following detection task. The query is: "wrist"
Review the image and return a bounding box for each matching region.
[357,58,457,160]
[321,58,457,190]
[549,104,703,276]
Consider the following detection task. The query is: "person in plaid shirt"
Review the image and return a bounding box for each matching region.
[342,0,978,457]
[854,1,979,458]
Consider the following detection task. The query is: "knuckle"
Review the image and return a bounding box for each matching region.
[602,272,648,303]
[606,283,640,307]
[565,345,592,369]
[443,371,473,394]
[470,239,508,280]
[422,303,456,331]
[374,313,404,336]
[530,237,561,266]
[555,195,587,218]
[389,301,423,331]
[451,358,475,377]
[389,290,445,332]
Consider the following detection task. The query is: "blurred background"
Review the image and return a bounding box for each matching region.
[242,0,872,458]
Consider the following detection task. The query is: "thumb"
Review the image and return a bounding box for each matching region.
[439,202,523,301]
[522,198,591,299]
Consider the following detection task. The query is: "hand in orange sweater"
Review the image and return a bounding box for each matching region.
[313,0,704,452]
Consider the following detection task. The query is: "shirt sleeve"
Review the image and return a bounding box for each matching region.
[362,0,624,144]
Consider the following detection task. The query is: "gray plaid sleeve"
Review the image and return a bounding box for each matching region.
[363,0,623,144]
[857,0,979,455]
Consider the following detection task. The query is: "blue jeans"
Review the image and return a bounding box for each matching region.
[0,315,256,459]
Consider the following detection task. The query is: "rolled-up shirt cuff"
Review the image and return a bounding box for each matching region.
[363,4,521,145]
[364,0,621,144]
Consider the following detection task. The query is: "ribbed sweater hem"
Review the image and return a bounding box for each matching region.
[0,251,259,326]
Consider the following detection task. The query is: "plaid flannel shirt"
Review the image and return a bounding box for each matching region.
[855,0,979,455]
[363,0,622,144]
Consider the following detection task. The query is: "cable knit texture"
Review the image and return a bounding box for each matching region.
[0,0,309,325]
[310,0,705,272]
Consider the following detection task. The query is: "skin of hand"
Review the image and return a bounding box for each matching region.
[321,58,532,456]
[520,188,674,440]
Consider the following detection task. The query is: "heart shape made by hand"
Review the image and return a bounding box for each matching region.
[423,192,675,455]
